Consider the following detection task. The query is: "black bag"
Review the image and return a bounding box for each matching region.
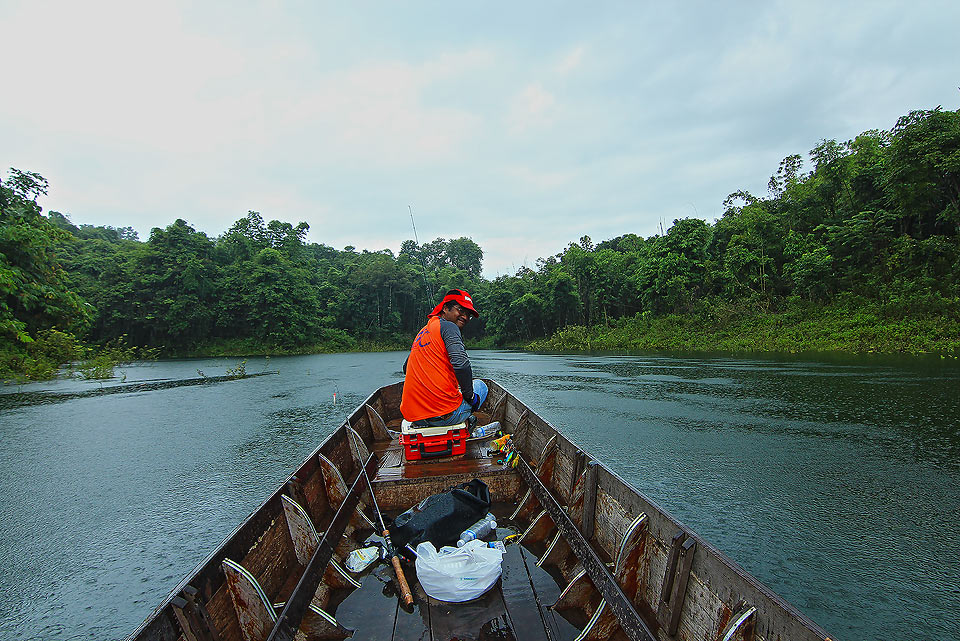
[388,479,491,551]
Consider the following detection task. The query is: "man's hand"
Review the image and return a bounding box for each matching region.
[469,393,481,412]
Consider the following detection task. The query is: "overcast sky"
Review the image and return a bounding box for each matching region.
[2,1,958,277]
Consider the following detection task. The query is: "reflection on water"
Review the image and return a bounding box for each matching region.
[0,350,958,640]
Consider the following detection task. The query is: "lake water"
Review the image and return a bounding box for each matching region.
[0,350,957,641]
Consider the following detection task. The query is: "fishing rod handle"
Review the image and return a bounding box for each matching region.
[384,530,414,606]
[391,555,414,606]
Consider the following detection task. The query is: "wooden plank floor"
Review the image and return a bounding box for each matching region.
[335,424,580,640]
[332,529,581,641]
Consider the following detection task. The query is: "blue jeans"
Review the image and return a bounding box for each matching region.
[422,380,488,427]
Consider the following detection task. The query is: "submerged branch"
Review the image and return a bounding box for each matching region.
[0,371,278,410]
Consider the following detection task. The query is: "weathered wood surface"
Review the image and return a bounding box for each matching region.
[370,436,521,512]
[516,455,657,641]
[329,526,581,641]
[266,455,378,641]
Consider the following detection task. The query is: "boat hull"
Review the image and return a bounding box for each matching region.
[127,380,833,641]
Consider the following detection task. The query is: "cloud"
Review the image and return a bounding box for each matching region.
[2,0,959,278]
[503,165,576,192]
[555,45,586,75]
[507,83,559,134]
[281,53,490,167]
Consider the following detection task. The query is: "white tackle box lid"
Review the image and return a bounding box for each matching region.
[400,419,468,438]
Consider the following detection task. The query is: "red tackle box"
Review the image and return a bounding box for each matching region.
[399,420,469,461]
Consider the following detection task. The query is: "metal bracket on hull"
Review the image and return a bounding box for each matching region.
[551,513,649,640]
[490,391,508,424]
[509,435,559,523]
[537,529,581,583]
[576,600,620,641]
[345,425,370,469]
[509,487,535,522]
[537,530,563,567]
[222,559,277,641]
[280,495,361,590]
[519,509,555,546]
[221,557,349,641]
[535,435,559,482]
[720,604,757,641]
[512,408,531,452]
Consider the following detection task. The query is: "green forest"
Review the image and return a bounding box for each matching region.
[2,107,959,381]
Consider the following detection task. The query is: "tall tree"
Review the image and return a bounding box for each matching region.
[0,169,89,345]
[885,108,960,238]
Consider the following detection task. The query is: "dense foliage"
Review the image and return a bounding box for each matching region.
[0,171,91,378]
[486,107,960,348]
[46,210,487,354]
[2,107,958,379]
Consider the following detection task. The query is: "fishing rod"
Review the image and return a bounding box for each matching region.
[408,204,435,307]
[348,429,414,606]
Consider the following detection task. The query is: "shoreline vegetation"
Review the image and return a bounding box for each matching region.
[3,300,957,386]
[134,299,960,359]
[10,299,956,384]
[176,337,408,359]
[526,299,960,356]
[3,107,960,382]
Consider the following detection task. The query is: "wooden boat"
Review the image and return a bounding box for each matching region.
[127,380,835,641]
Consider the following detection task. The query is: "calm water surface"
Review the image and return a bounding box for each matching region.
[0,351,958,641]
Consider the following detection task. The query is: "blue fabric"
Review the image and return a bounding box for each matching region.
[422,380,488,427]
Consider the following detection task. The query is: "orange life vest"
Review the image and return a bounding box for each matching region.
[400,316,464,422]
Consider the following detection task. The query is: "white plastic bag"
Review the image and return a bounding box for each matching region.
[414,540,503,602]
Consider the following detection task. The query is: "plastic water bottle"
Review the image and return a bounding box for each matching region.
[457,513,497,546]
[470,421,501,439]
[345,545,380,572]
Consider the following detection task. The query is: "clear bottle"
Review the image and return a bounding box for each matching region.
[470,421,501,439]
[345,545,380,572]
[456,513,497,546]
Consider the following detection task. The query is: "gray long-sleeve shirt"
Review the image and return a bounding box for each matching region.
[439,318,473,401]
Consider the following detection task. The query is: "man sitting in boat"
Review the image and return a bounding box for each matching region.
[400,289,487,427]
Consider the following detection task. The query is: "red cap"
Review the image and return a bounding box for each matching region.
[430,289,479,318]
